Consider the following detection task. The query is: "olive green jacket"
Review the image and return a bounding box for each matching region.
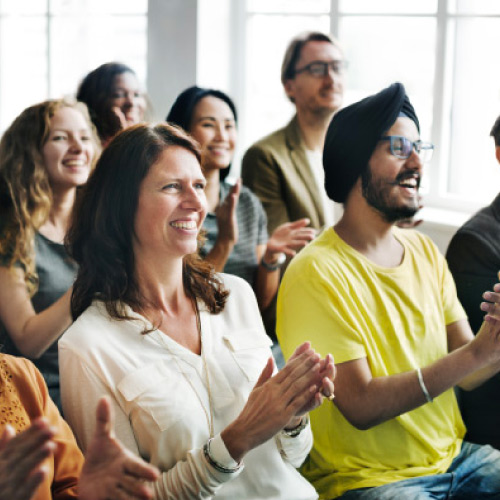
[241,116,326,234]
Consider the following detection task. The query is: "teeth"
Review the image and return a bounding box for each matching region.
[64,160,86,167]
[400,178,417,188]
[170,221,197,229]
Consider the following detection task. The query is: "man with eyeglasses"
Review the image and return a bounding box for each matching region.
[242,31,345,237]
[277,83,500,499]
[446,114,500,451]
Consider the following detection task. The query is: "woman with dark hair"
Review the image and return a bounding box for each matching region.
[0,98,99,410]
[59,123,334,499]
[167,86,315,315]
[77,62,147,146]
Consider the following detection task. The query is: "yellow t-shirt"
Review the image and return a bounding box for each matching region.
[277,227,467,499]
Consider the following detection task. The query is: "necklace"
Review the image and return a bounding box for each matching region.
[156,297,215,438]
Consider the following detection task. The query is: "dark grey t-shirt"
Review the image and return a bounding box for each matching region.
[0,232,77,412]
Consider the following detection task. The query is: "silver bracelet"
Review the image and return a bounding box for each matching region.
[203,438,242,474]
[416,368,433,403]
[281,415,309,437]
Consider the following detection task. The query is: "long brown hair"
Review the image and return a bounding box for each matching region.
[0,98,99,294]
[67,123,229,327]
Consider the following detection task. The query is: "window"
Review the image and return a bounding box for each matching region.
[216,0,500,214]
[0,0,147,133]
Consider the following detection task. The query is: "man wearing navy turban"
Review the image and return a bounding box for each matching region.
[278,83,500,499]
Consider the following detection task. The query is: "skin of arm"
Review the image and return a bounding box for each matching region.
[203,181,240,272]
[334,305,500,431]
[0,266,72,358]
[254,244,281,311]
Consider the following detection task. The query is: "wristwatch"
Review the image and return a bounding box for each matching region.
[260,252,286,271]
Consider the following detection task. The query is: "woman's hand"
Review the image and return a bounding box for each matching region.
[284,346,336,429]
[79,396,160,500]
[221,342,332,462]
[215,179,241,246]
[0,418,56,500]
[265,218,316,263]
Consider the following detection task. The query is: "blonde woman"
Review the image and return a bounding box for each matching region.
[0,99,99,410]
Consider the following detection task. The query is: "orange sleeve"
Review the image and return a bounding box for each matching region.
[14,357,83,500]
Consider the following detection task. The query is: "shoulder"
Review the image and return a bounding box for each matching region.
[0,354,45,406]
[60,301,122,351]
[450,204,499,247]
[282,229,343,287]
[236,184,264,211]
[214,273,270,341]
[395,227,440,256]
[0,353,38,380]
[242,120,294,163]
[447,206,500,270]
[218,272,255,296]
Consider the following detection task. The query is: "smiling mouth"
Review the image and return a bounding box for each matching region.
[63,160,87,167]
[170,221,197,230]
[393,172,420,190]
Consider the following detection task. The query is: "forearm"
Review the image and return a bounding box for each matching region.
[254,256,280,311]
[6,289,72,359]
[155,434,242,500]
[340,343,489,430]
[204,239,235,272]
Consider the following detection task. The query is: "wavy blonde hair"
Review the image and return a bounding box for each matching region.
[0,98,99,295]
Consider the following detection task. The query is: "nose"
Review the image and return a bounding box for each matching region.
[325,67,335,82]
[406,148,423,173]
[214,122,227,141]
[182,185,206,211]
[69,136,83,152]
[122,92,135,108]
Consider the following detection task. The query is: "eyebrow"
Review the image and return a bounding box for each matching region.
[197,116,235,122]
[50,128,90,133]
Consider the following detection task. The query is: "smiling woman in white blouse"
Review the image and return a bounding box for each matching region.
[59,123,335,499]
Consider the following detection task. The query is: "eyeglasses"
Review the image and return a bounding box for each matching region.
[294,60,348,78]
[380,135,434,162]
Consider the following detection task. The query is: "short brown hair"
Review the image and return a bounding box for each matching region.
[281,31,340,86]
[67,123,229,327]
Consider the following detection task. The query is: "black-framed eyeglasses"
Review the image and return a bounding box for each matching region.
[380,135,434,162]
[294,60,348,78]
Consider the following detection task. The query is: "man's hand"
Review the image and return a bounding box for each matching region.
[79,397,159,500]
[0,418,56,500]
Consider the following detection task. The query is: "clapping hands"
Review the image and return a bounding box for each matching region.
[79,396,160,500]
[221,342,335,463]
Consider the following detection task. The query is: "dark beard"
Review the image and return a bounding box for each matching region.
[361,167,419,223]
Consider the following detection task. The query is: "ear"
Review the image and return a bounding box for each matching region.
[284,80,295,101]
[495,146,500,165]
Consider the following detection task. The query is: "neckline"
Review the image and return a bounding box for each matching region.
[329,226,408,273]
